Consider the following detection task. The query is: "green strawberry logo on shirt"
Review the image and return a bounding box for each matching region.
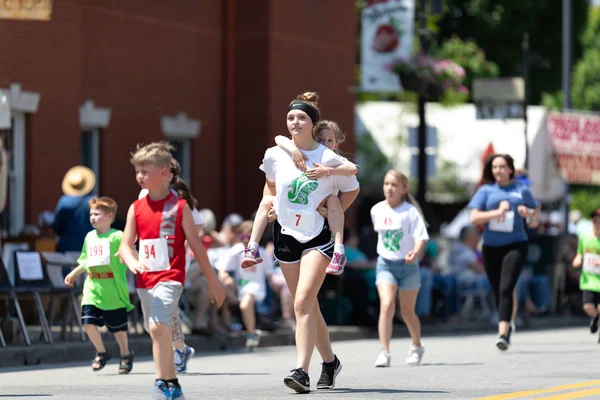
[288,173,318,205]
[384,230,403,252]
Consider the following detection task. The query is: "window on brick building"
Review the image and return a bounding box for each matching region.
[81,129,100,195]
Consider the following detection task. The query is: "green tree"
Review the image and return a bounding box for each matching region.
[437,0,590,105]
[571,6,600,111]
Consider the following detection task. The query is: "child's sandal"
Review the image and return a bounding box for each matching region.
[118,351,134,375]
[92,351,110,372]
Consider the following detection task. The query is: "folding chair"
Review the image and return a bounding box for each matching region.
[13,251,54,344]
[0,256,31,346]
[41,252,86,342]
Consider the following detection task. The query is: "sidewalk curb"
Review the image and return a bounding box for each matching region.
[0,315,587,368]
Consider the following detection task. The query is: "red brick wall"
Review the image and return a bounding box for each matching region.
[80,1,224,217]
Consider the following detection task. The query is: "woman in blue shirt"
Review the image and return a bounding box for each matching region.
[468,154,540,351]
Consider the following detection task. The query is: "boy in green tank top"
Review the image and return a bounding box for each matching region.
[572,209,600,340]
[64,196,135,373]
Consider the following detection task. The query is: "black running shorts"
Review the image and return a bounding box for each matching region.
[272,220,334,263]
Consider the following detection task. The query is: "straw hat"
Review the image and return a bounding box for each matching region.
[61,166,96,197]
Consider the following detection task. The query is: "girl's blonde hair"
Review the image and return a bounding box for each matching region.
[386,170,426,222]
[313,120,347,149]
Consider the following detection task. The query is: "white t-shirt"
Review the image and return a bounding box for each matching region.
[138,188,204,269]
[215,242,274,301]
[260,145,359,243]
[370,201,429,261]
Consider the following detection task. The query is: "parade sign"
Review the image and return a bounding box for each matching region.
[0,0,52,21]
[547,112,600,185]
[360,0,414,92]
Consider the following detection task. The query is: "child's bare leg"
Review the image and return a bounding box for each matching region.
[84,324,106,353]
[114,331,130,356]
[171,312,186,351]
[242,196,273,268]
[327,195,345,248]
[239,293,256,334]
[325,195,347,275]
[249,195,274,245]
[149,322,177,380]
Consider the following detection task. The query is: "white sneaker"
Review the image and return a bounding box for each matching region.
[374,350,391,367]
[405,345,425,366]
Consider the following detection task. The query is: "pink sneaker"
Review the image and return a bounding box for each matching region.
[241,247,263,269]
[326,252,346,275]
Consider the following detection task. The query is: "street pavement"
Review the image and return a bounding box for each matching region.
[1,326,600,399]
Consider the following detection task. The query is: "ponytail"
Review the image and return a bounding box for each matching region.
[405,193,428,226]
[172,176,198,210]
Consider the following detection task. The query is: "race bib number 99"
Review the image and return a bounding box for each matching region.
[139,238,170,272]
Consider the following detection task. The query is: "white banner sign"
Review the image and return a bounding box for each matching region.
[360,0,415,92]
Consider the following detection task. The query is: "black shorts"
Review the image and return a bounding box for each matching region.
[272,220,334,263]
[81,305,129,333]
[582,290,600,306]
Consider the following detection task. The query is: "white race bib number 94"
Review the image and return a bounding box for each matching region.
[86,239,110,267]
[489,211,514,233]
[139,238,170,272]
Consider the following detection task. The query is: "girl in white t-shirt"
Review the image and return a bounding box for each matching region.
[215,220,274,351]
[258,92,360,393]
[138,158,204,374]
[371,170,429,368]
[242,120,358,276]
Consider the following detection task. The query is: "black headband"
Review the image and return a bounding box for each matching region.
[288,101,319,125]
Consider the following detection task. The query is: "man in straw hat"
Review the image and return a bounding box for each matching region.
[52,166,96,252]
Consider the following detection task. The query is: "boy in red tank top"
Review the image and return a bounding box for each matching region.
[119,142,226,400]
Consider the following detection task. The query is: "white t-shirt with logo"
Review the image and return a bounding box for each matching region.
[215,242,274,302]
[370,201,429,261]
[260,145,360,243]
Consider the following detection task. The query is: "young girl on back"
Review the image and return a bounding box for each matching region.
[242,120,358,275]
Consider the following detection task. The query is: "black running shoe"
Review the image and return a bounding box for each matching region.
[496,335,509,351]
[591,314,599,334]
[284,368,310,394]
[316,355,343,390]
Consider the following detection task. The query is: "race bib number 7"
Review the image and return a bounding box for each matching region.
[282,208,316,236]
[139,238,170,272]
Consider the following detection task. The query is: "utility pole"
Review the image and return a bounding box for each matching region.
[416,0,427,206]
[522,33,530,170]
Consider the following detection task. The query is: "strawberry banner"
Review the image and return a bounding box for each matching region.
[360,0,415,92]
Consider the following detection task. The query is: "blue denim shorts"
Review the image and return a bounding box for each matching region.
[375,257,421,290]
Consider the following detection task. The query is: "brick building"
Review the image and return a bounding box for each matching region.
[0,0,356,236]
